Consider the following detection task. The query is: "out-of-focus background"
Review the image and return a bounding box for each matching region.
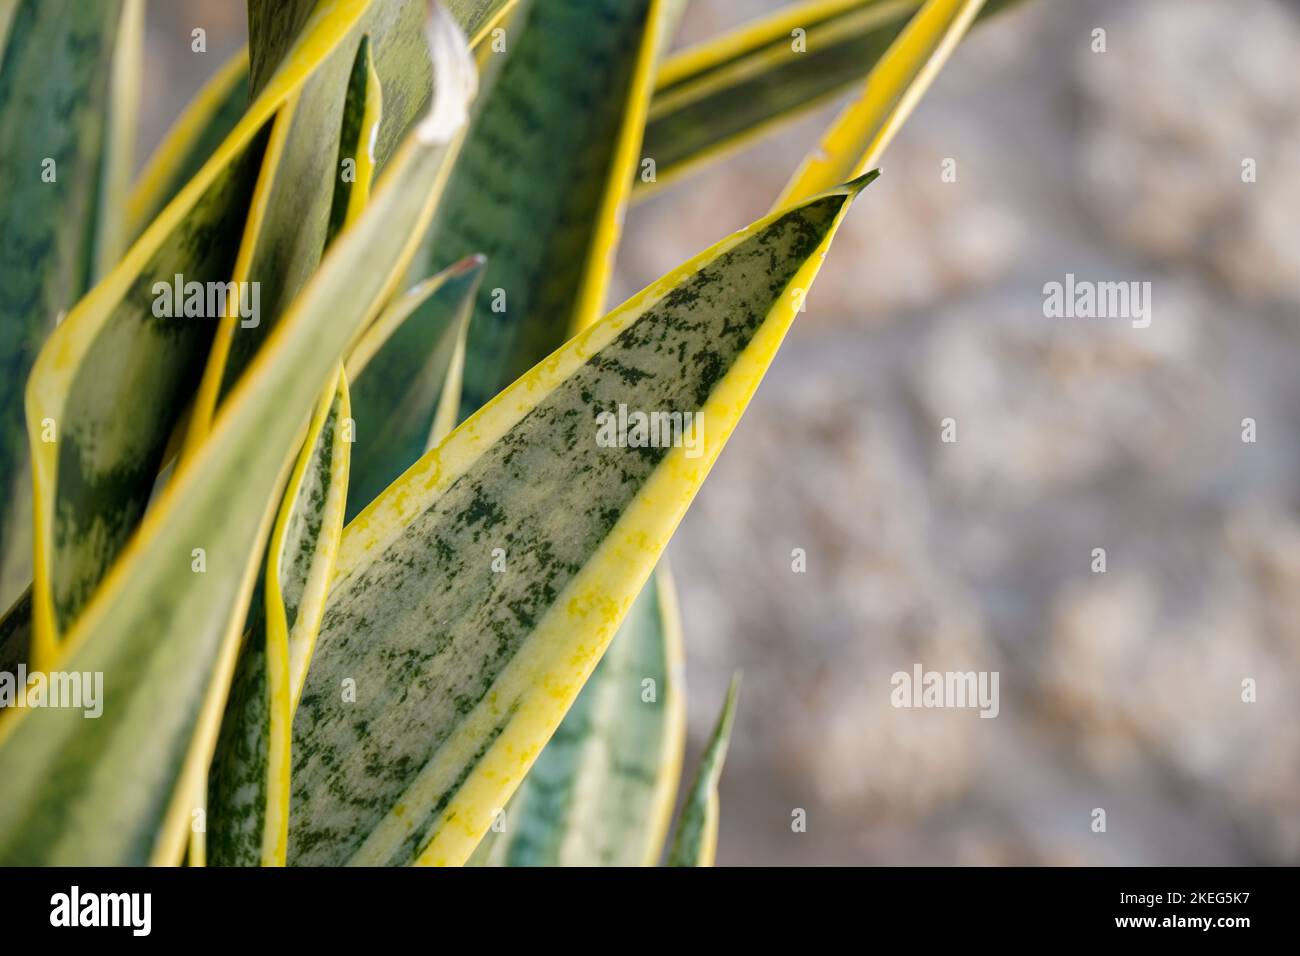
[143,0,1300,865]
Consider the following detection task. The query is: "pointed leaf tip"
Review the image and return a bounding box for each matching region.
[451,252,488,275]
[720,672,741,732]
[847,168,882,194]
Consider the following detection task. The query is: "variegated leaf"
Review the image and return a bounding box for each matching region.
[470,0,696,869]
[286,171,875,867]
[127,50,249,242]
[183,1,446,452]
[89,0,143,283]
[205,31,392,864]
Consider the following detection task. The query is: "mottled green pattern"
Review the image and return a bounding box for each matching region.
[667,674,739,867]
[639,0,1026,191]
[0,0,123,609]
[346,257,483,522]
[207,383,348,867]
[287,192,848,866]
[0,138,458,865]
[469,572,679,866]
[206,608,270,867]
[418,0,657,420]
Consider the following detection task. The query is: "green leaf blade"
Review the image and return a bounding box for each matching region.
[287,174,872,867]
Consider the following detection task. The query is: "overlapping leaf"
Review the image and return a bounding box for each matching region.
[469,568,685,866]
[0,6,477,863]
[207,374,351,867]
[0,0,127,631]
[183,0,468,451]
[208,39,386,864]
[23,0,376,657]
[126,50,250,242]
[128,0,518,240]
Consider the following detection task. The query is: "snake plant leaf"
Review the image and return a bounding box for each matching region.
[207,373,352,867]
[128,0,519,243]
[344,254,485,523]
[127,50,250,243]
[418,0,672,421]
[0,8,478,864]
[666,673,739,867]
[0,0,127,625]
[637,0,1024,198]
[468,566,685,866]
[23,0,377,660]
[438,1,688,855]
[286,171,875,867]
[776,0,986,207]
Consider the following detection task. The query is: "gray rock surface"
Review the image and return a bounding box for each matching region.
[625,0,1300,865]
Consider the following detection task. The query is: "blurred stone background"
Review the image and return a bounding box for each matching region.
[142,0,1300,864]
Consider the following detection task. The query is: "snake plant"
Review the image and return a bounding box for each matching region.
[0,0,1011,866]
